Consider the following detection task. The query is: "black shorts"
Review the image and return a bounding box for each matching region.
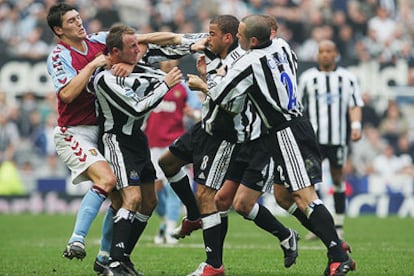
[169,121,237,190]
[102,130,156,190]
[226,134,274,193]
[318,144,348,168]
[272,119,322,192]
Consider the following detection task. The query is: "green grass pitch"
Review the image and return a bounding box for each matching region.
[0,213,413,275]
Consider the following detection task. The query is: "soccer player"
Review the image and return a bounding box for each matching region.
[47,3,123,261]
[93,24,183,275]
[296,39,363,239]
[160,15,297,275]
[145,59,202,245]
[192,15,356,276]
[46,3,206,269]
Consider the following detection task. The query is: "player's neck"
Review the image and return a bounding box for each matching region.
[61,38,86,52]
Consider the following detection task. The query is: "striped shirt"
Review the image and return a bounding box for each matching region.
[93,63,169,136]
[202,45,267,143]
[299,66,363,145]
[207,38,302,130]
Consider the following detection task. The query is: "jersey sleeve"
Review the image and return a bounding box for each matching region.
[206,55,253,114]
[47,46,78,93]
[85,31,108,44]
[142,33,208,64]
[348,72,364,108]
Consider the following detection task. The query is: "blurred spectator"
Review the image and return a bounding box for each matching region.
[372,142,414,178]
[0,160,25,195]
[361,92,381,128]
[0,110,20,163]
[297,25,333,61]
[0,5,25,55]
[368,5,396,45]
[395,132,414,161]
[16,92,39,138]
[379,100,409,149]
[15,27,50,60]
[93,0,121,30]
[351,125,386,177]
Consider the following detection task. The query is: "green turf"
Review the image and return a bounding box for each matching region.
[0,213,413,275]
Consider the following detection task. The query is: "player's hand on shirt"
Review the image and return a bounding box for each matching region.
[91,54,108,69]
[191,37,208,52]
[187,74,208,94]
[196,55,207,78]
[164,67,182,88]
[111,63,135,77]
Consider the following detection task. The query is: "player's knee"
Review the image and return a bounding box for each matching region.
[142,196,158,215]
[275,196,291,210]
[158,156,179,176]
[99,173,117,192]
[232,199,251,217]
[215,193,231,211]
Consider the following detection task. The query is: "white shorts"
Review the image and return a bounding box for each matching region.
[54,125,106,184]
[150,147,168,184]
[150,146,193,186]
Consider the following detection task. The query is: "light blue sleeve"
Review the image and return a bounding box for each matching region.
[184,83,202,110]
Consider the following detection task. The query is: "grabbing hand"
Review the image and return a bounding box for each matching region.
[196,55,207,77]
[112,63,134,77]
[91,54,108,69]
[187,74,208,94]
[164,67,183,88]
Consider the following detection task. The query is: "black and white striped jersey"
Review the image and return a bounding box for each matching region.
[202,44,268,143]
[299,66,363,145]
[93,63,169,136]
[91,34,208,137]
[207,38,302,131]
[142,33,209,64]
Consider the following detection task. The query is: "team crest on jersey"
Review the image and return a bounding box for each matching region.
[130,170,140,181]
[89,149,98,156]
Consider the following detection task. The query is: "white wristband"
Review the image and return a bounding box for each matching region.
[351,121,362,130]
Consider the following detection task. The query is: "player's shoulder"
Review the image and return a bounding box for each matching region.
[300,67,319,78]
[336,66,358,79]
[85,31,108,44]
[226,46,245,66]
[47,44,70,64]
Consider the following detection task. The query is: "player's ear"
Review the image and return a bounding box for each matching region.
[53,26,63,37]
[250,36,259,47]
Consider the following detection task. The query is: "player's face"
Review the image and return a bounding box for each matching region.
[236,22,250,50]
[317,43,337,70]
[56,10,86,41]
[207,24,227,56]
[119,34,140,65]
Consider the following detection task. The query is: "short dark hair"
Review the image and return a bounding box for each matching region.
[47,3,77,36]
[210,15,240,39]
[242,15,270,45]
[106,24,136,51]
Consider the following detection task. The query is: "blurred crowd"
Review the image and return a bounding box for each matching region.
[1,0,414,195]
[0,0,413,67]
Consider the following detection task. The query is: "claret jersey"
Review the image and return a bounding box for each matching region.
[47,32,108,127]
